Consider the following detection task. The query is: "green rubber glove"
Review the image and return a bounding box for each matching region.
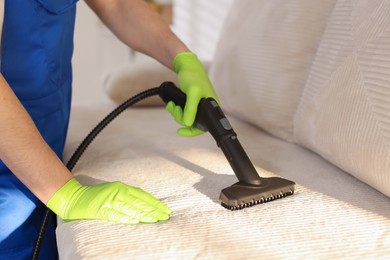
[47,178,171,224]
[168,52,219,137]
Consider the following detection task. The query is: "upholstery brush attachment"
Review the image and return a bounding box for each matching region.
[159,82,295,210]
[220,178,295,210]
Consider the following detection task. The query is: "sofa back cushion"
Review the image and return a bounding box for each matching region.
[294,0,390,197]
[209,0,337,142]
[210,0,390,198]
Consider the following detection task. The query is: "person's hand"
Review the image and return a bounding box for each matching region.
[167,52,219,137]
[47,178,171,224]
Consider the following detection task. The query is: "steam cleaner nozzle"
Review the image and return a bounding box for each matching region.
[159,82,295,210]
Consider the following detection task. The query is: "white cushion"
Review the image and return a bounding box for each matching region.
[209,0,337,142]
[57,106,390,259]
[294,0,390,197]
[104,60,177,107]
[104,59,212,107]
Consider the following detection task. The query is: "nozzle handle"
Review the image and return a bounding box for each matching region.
[159,82,207,131]
[159,81,187,108]
[158,81,262,185]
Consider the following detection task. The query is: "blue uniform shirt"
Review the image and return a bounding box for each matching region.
[0,0,78,258]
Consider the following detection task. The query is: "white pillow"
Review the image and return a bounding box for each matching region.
[209,0,337,142]
[104,59,211,107]
[104,60,177,107]
[294,0,390,197]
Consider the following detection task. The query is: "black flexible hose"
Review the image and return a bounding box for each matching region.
[32,86,160,260]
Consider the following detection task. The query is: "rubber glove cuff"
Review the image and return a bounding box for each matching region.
[47,178,84,219]
[173,52,199,73]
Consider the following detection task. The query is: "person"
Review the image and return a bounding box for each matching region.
[0,0,218,258]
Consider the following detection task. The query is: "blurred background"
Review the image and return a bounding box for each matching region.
[72,0,234,106]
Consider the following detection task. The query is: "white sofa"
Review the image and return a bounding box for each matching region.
[58,0,390,258]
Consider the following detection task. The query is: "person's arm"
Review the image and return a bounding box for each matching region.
[0,73,73,204]
[0,73,170,223]
[85,0,188,68]
[86,0,219,136]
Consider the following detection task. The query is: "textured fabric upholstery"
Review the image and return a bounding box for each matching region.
[210,0,390,197]
[103,0,390,202]
[58,107,390,259]
[209,0,337,142]
[58,1,390,257]
[294,0,390,197]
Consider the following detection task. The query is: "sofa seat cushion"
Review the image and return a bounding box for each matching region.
[57,106,390,259]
